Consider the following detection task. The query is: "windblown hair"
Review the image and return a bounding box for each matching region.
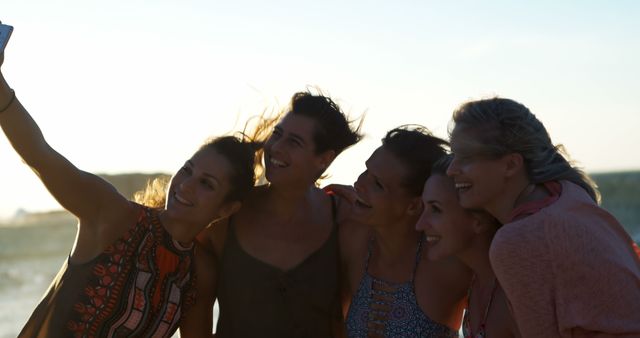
[449,97,600,203]
[247,89,364,183]
[135,135,259,208]
[134,176,170,208]
[381,125,448,196]
[288,91,363,155]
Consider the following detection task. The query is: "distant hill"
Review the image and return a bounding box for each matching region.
[2,171,639,241]
[98,172,171,201]
[592,170,640,239]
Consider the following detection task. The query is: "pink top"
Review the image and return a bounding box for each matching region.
[490,180,640,338]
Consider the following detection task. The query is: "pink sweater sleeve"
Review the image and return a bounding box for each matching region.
[491,183,640,338]
[490,219,560,338]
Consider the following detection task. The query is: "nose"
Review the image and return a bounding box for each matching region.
[446,156,460,177]
[266,134,286,153]
[415,209,430,232]
[353,171,366,193]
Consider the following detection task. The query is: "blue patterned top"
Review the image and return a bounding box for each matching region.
[345,235,459,338]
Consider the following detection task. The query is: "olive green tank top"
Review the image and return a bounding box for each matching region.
[215,196,343,338]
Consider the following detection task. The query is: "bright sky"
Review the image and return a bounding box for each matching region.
[1,0,639,219]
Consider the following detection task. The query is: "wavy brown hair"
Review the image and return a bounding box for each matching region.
[135,134,260,208]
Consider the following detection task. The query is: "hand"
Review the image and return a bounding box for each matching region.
[323,183,358,205]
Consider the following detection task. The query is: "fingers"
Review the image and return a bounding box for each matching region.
[323,184,358,204]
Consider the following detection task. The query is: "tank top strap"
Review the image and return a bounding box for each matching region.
[220,217,240,263]
[410,234,426,282]
[329,193,336,220]
[364,236,375,272]
[329,193,339,230]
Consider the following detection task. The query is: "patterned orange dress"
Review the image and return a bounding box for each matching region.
[18,203,196,338]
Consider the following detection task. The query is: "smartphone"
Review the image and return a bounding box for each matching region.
[0,22,14,53]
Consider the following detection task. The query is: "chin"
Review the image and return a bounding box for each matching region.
[264,166,286,184]
[459,196,481,210]
[427,244,457,261]
[427,250,445,261]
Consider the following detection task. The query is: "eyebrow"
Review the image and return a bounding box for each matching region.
[290,133,307,145]
[186,160,221,185]
[364,162,385,187]
[274,126,307,146]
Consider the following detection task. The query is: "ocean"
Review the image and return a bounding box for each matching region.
[0,219,76,337]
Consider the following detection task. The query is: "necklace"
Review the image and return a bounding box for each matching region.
[463,274,498,338]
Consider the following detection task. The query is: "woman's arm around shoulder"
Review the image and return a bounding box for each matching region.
[179,244,218,338]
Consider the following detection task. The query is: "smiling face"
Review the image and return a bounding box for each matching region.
[415,174,478,261]
[263,113,332,187]
[446,129,510,211]
[165,147,235,229]
[351,146,419,227]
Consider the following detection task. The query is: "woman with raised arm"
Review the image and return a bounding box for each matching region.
[198,91,362,337]
[446,97,640,337]
[0,49,257,337]
[329,125,471,337]
[417,155,519,338]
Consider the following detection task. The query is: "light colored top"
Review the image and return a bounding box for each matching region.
[490,180,640,338]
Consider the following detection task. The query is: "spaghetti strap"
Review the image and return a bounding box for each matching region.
[462,274,498,338]
[329,193,338,224]
[410,234,425,282]
[364,236,374,272]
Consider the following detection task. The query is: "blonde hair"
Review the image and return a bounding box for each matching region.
[450,97,600,203]
[134,177,169,208]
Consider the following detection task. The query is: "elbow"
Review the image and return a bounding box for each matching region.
[19,141,55,171]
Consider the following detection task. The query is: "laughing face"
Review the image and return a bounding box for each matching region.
[165,147,235,229]
[446,130,510,211]
[263,113,330,186]
[351,146,418,227]
[415,174,478,261]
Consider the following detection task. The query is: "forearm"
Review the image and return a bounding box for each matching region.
[0,73,52,169]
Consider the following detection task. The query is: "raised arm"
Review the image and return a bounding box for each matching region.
[0,53,133,238]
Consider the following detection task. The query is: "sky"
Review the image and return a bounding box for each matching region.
[1,0,639,219]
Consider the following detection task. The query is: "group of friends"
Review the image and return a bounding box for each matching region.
[1,42,640,338]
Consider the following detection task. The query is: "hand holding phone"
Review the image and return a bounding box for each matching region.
[0,22,14,54]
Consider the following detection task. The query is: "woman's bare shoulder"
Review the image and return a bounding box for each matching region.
[196,217,230,260]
